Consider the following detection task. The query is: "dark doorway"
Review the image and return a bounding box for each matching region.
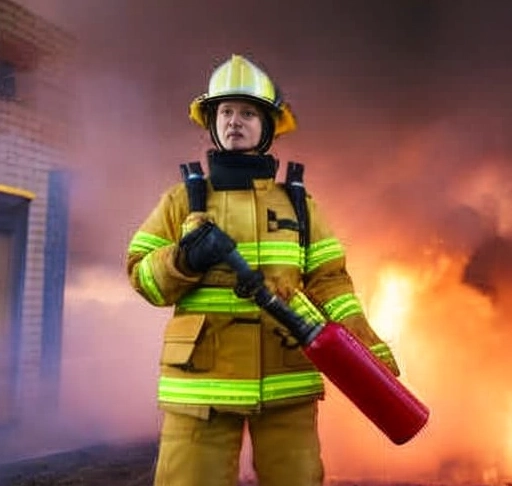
[0,188,31,427]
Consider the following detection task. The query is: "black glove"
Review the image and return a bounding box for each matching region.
[179,221,236,273]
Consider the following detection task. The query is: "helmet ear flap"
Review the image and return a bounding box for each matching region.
[189,95,208,129]
[275,102,297,137]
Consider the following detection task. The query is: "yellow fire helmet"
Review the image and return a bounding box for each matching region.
[189,54,297,152]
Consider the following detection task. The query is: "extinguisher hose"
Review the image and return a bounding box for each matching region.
[222,249,321,346]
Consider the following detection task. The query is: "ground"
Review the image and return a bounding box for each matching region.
[0,443,502,486]
[0,442,157,486]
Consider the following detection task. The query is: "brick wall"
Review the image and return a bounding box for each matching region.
[0,0,75,149]
[0,136,67,412]
[0,0,74,418]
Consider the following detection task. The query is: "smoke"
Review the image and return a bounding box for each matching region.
[5,0,512,483]
[59,264,167,444]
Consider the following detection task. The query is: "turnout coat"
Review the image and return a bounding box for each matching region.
[126,151,398,418]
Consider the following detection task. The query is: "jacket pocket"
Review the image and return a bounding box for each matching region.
[161,314,214,371]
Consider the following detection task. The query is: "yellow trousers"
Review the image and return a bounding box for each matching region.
[153,401,324,486]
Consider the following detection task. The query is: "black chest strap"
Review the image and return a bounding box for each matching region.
[180,161,207,212]
[284,162,310,249]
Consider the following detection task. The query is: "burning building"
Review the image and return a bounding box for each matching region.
[0,0,74,460]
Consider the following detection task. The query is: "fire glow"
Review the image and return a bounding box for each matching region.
[320,245,512,484]
[367,264,417,368]
[506,395,512,478]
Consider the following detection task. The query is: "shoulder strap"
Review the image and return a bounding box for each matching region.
[285,162,310,248]
[179,161,206,212]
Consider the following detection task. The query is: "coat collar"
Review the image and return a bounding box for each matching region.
[207,150,278,190]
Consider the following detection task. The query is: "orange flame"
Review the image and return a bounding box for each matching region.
[505,394,512,479]
[366,264,417,371]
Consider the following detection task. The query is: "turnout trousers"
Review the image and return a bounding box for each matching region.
[153,400,324,486]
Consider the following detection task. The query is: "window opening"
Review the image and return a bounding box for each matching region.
[0,60,16,100]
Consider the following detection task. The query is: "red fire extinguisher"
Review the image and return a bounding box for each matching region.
[303,322,429,444]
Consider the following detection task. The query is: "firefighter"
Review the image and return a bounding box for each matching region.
[126,54,399,486]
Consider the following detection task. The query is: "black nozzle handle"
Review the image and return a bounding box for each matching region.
[253,285,321,345]
[222,248,252,274]
[223,248,321,345]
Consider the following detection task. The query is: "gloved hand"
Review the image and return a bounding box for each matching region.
[179,221,236,273]
[181,212,210,236]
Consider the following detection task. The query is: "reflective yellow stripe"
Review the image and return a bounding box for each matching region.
[176,288,259,313]
[306,237,344,273]
[159,377,259,405]
[139,255,165,306]
[370,342,394,360]
[128,231,172,254]
[128,231,173,306]
[158,371,323,406]
[177,288,328,318]
[129,233,303,267]
[237,241,304,268]
[288,290,325,326]
[322,293,363,321]
[263,372,323,401]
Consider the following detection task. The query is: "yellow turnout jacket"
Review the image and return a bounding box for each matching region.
[126,151,398,416]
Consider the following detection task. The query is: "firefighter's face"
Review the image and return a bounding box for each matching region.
[215,100,263,152]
